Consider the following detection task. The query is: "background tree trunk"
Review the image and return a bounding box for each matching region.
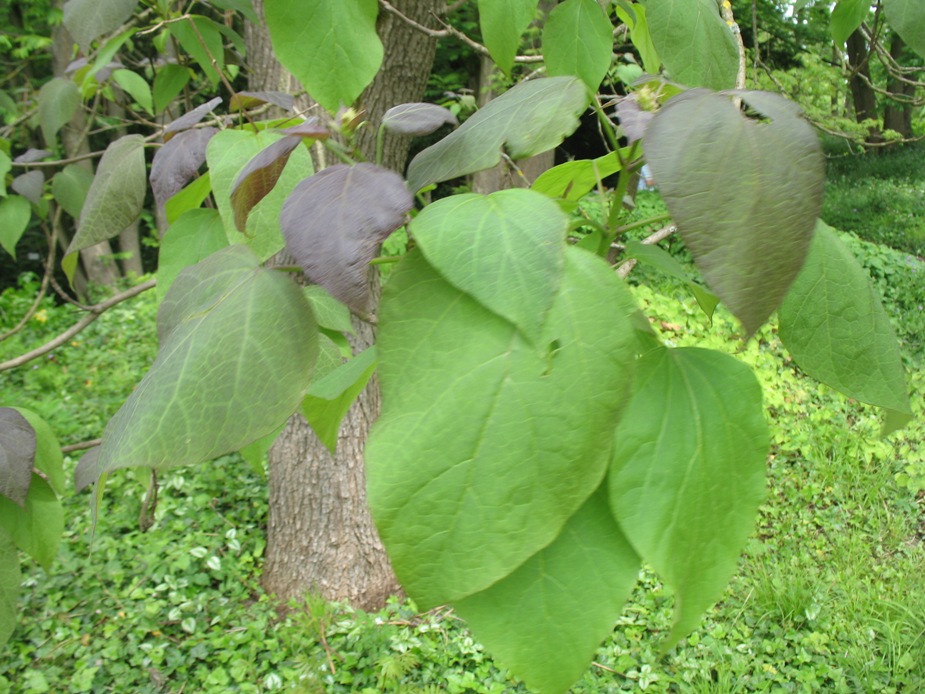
[246,0,441,611]
[882,34,915,141]
[846,28,883,146]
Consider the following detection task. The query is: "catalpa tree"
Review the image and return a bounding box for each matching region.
[2,0,919,691]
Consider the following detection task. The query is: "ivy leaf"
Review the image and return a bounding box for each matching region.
[74,245,318,490]
[281,163,413,310]
[779,222,912,433]
[646,0,738,90]
[11,171,45,206]
[883,0,925,59]
[407,77,589,193]
[609,347,768,649]
[0,408,35,507]
[164,97,223,137]
[63,134,146,282]
[302,347,378,454]
[37,78,80,147]
[411,189,567,343]
[229,91,294,112]
[477,0,539,75]
[0,196,31,260]
[367,246,638,609]
[265,0,383,113]
[157,208,230,301]
[542,0,614,90]
[207,129,314,261]
[644,89,824,337]
[63,0,139,51]
[454,488,640,694]
[0,530,20,649]
[381,103,458,136]
[0,475,63,571]
[51,165,94,219]
[831,0,871,45]
[150,128,217,212]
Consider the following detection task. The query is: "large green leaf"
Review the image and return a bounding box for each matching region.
[207,129,313,261]
[609,347,768,649]
[478,0,539,75]
[831,0,871,45]
[63,135,146,281]
[778,222,912,432]
[74,245,318,489]
[531,150,625,202]
[63,0,139,51]
[0,409,34,507]
[0,475,63,571]
[37,78,80,147]
[407,77,589,193]
[0,530,20,649]
[0,196,31,260]
[265,0,382,112]
[454,488,640,694]
[410,189,567,343]
[367,246,638,609]
[644,90,824,337]
[157,208,230,301]
[884,0,925,59]
[646,0,738,90]
[542,0,614,90]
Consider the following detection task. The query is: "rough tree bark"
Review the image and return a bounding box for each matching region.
[845,28,883,146]
[882,35,915,141]
[246,0,441,610]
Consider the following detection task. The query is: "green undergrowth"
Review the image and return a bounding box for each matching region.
[0,228,923,692]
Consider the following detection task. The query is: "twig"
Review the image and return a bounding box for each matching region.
[431,12,545,63]
[720,0,747,91]
[0,279,156,372]
[61,439,102,454]
[615,223,677,279]
[379,0,448,37]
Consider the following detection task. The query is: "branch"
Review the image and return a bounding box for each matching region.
[720,0,747,90]
[61,438,102,454]
[0,279,156,372]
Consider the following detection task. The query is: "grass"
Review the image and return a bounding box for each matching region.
[0,218,923,691]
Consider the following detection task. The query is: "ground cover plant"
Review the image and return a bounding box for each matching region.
[2,1,924,692]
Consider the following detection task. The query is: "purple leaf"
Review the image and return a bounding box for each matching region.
[615,94,654,143]
[282,119,331,139]
[229,90,295,112]
[382,102,458,136]
[0,408,36,507]
[150,127,217,211]
[11,171,45,205]
[14,149,52,163]
[231,136,302,233]
[164,97,223,138]
[281,163,414,309]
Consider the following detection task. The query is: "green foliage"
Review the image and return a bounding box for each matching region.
[829,0,870,45]
[477,0,539,75]
[883,0,925,59]
[542,0,613,90]
[0,196,31,259]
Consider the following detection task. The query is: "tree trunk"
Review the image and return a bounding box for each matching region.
[883,35,915,141]
[845,28,883,146]
[247,0,441,611]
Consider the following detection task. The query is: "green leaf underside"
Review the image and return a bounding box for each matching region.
[778,222,911,428]
[406,76,589,193]
[65,134,147,280]
[0,530,21,649]
[0,196,31,260]
[0,475,63,571]
[831,0,871,45]
[478,0,539,75]
[883,0,925,60]
[532,150,625,201]
[644,89,824,336]
[411,189,567,344]
[609,347,768,649]
[302,347,378,454]
[37,78,80,147]
[646,0,738,90]
[0,408,36,506]
[63,0,139,51]
[381,103,458,136]
[543,0,614,90]
[13,408,65,497]
[74,245,318,490]
[157,208,230,301]
[207,129,313,261]
[265,0,383,112]
[454,487,640,694]
[367,246,638,609]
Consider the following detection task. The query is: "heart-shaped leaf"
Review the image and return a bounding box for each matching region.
[779,221,912,433]
[381,103,458,136]
[477,0,539,75]
[157,208,230,301]
[37,78,80,147]
[0,196,31,260]
[13,409,64,497]
[542,0,614,90]
[75,245,318,490]
[644,89,824,336]
[831,0,871,45]
[0,475,63,571]
[150,128,217,211]
[410,189,567,343]
[407,77,589,193]
[609,347,768,649]
[884,0,925,59]
[367,246,638,609]
[281,163,413,310]
[0,409,35,507]
[63,0,139,51]
[454,487,640,694]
